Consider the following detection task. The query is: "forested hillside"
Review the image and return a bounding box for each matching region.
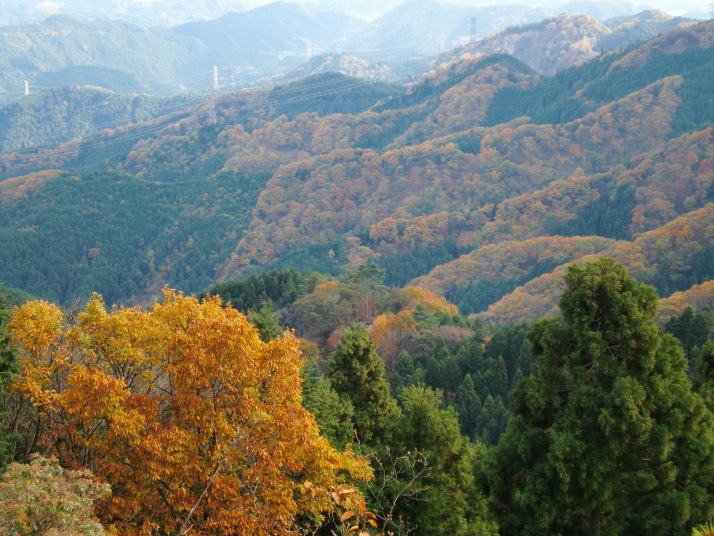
[2,13,714,536]
[0,19,712,321]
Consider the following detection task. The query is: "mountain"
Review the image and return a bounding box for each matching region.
[347,0,553,59]
[0,87,209,153]
[442,10,696,75]
[0,16,208,104]
[0,20,712,317]
[171,3,366,60]
[479,203,714,324]
[254,54,402,86]
[0,3,699,109]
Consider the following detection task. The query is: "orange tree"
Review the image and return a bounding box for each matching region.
[8,289,369,536]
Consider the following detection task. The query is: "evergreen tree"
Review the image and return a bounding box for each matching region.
[328,325,398,443]
[391,350,415,395]
[694,341,714,412]
[454,374,481,440]
[486,257,714,536]
[456,333,486,377]
[483,356,509,402]
[664,306,714,360]
[0,290,17,470]
[247,304,283,342]
[484,322,531,384]
[475,395,507,446]
[381,385,497,536]
[301,372,355,450]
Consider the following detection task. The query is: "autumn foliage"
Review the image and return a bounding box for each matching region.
[8,289,369,536]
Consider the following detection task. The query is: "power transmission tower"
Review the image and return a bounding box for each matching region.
[213,65,219,91]
[24,80,29,96]
[471,17,477,43]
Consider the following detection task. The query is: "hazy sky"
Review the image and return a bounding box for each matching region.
[1,0,710,26]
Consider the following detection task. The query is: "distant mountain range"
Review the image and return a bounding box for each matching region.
[0,5,700,153]
[0,1,701,106]
[0,19,712,323]
[443,9,696,75]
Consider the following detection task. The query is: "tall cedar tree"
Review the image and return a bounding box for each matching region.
[384,385,498,536]
[486,257,714,536]
[8,290,369,536]
[328,325,398,443]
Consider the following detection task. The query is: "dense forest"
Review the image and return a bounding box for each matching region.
[2,257,714,535]
[1,14,714,536]
[0,19,712,322]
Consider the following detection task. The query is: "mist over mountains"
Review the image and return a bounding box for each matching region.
[0,0,699,114]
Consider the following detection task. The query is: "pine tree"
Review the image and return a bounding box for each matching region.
[486,257,714,536]
[328,325,398,443]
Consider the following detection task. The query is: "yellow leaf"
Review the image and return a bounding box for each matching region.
[340,511,355,522]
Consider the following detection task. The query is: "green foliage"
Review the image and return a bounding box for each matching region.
[0,289,17,470]
[454,374,481,440]
[446,257,566,315]
[0,15,207,103]
[301,365,356,450]
[486,40,714,138]
[0,169,271,306]
[376,241,461,288]
[694,341,714,412]
[553,180,637,240]
[486,257,714,535]
[328,325,398,443]
[654,244,714,297]
[0,455,110,536]
[356,108,431,150]
[390,350,416,396]
[407,329,514,446]
[484,322,533,386]
[202,268,320,313]
[247,304,284,342]
[585,45,714,132]
[0,87,206,152]
[380,385,498,536]
[268,239,349,276]
[664,306,714,360]
[484,48,627,126]
[474,395,508,447]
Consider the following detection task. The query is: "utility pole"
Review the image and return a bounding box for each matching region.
[24,80,29,96]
